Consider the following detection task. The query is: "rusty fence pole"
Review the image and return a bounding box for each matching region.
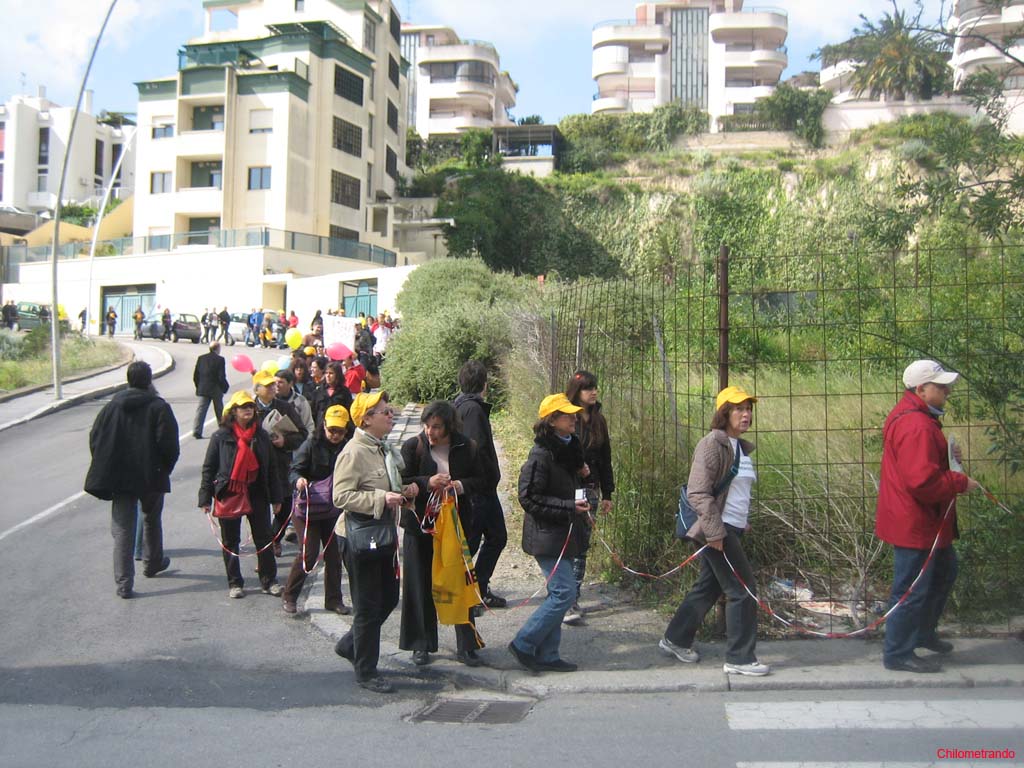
[575,318,585,371]
[715,244,730,636]
[549,312,558,393]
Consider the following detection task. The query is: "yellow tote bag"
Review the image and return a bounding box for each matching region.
[431,490,480,626]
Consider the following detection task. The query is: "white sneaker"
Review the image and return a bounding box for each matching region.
[229,586,244,599]
[262,581,284,597]
[563,603,584,625]
[659,637,700,663]
[723,660,770,676]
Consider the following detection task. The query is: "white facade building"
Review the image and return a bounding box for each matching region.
[0,89,136,214]
[949,0,1024,90]
[591,1,787,129]
[401,25,517,138]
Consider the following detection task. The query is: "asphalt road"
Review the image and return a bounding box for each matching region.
[0,341,1021,767]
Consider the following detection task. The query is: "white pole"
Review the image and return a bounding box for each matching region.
[85,123,137,338]
[48,0,120,400]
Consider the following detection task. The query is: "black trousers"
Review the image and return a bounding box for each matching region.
[335,548,400,681]
[399,529,480,654]
[467,491,507,596]
[218,506,277,588]
[664,525,758,665]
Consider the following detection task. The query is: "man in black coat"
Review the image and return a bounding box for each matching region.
[192,341,230,439]
[453,360,508,608]
[84,362,180,598]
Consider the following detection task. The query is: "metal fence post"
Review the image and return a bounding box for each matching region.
[718,245,730,392]
[550,311,558,393]
[575,318,585,371]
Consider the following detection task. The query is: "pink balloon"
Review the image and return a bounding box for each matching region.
[326,342,354,361]
[231,354,255,374]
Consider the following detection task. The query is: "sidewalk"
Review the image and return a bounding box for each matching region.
[0,341,174,433]
[298,403,1024,696]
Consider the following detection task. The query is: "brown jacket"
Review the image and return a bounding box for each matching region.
[685,429,755,543]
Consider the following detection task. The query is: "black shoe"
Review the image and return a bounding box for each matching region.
[412,650,431,666]
[507,641,538,672]
[334,638,354,663]
[884,653,942,673]
[536,658,578,673]
[483,589,507,608]
[917,637,954,655]
[358,676,394,694]
[116,586,133,599]
[143,556,171,578]
[326,603,351,615]
[193,433,204,440]
[456,649,484,667]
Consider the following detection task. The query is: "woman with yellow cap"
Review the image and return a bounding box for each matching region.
[282,404,355,615]
[508,393,591,674]
[659,385,769,676]
[199,390,283,599]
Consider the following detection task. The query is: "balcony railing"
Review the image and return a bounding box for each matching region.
[1,226,397,274]
[593,18,640,30]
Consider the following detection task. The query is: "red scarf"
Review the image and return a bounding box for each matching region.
[229,422,260,493]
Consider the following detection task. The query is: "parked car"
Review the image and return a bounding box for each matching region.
[15,301,70,332]
[139,312,202,343]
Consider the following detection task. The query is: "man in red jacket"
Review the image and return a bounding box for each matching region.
[876,360,979,673]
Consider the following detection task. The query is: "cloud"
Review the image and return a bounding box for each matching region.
[1,0,195,97]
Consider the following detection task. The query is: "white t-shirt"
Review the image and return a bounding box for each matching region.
[721,437,756,529]
[430,444,450,475]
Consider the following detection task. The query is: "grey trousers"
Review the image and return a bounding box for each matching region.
[193,395,224,438]
[111,492,165,590]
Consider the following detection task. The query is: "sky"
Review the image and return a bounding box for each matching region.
[0,0,946,123]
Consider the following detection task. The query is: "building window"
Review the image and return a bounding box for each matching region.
[249,108,273,134]
[733,103,756,115]
[248,166,271,190]
[429,62,456,82]
[190,161,222,189]
[152,123,174,139]
[331,170,361,209]
[368,114,374,148]
[333,117,363,157]
[94,139,105,184]
[330,225,359,241]
[387,100,398,133]
[389,8,400,43]
[36,174,48,193]
[426,34,435,46]
[150,171,172,194]
[111,143,123,187]
[388,55,400,88]
[38,128,50,165]
[363,15,376,53]
[366,162,373,200]
[295,0,304,10]
[385,147,398,180]
[334,66,364,105]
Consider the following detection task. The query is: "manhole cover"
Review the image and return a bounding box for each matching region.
[410,698,534,724]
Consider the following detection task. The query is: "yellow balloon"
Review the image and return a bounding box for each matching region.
[285,327,303,350]
[260,359,279,375]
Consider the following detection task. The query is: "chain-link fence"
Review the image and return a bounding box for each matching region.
[552,244,1024,633]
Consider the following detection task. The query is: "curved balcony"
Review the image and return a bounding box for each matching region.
[418,43,500,73]
[724,48,787,78]
[819,60,858,91]
[427,113,495,133]
[592,45,629,78]
[724,84,777,103]
[953,42,1017,73]
[591,94,628,114]
[593,21,668,50]
[709,9,787,48]
[954,1,1024,33]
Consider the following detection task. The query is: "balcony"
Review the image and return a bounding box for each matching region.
[173,186,223,215]
[724,48,787,78]
[427,113,495,132]
[418,43,500,72]
[592,20,669,49]
[709,7,788,47]
[819,60,858,92]
[27,192,58,210]
[593,45,629,78]
[953,42,1020,72]
[955,0,1024,31]
[176,129,225,158]
[591,94,628,113]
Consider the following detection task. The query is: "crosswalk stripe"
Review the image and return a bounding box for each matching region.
[726,700,1024,731]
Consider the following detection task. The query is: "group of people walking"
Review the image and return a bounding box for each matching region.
[83,344,979,691]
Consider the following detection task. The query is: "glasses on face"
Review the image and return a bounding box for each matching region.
[325,426,346,436]
[365,407,394,419]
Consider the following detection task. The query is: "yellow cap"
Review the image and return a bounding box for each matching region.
[538,393,583,419]
[324,404,351,429]
[252,370,277,387]
[350,391,385,427]
[716,385,757,411]
[226,390,256,411]
[303,346,316,356]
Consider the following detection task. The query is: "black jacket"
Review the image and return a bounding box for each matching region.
[193,351,229,398]
[400,431,483,538]
[453,392,500,491]
[577,402,615,499]
[308,384,352,430]
[289,433,347,486]
[198,425,280,508]
[518,432,586,558]
[253,396,308,505]
[85,387,180,500]
[218,309,230,325]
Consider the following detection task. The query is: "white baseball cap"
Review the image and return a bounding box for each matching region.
[903,360,959,389]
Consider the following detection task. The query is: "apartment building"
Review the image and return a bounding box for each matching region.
[401,24,517,138]
[591,1,788,129]
[949,0,1024,90]
[0,89,135,214]
[133,0,409,256]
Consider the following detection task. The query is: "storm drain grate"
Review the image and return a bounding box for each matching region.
[410,698,534,724]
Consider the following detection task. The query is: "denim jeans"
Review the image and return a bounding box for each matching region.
[664,525,758,665]
[511,556,575,663]
[883,545,958,664]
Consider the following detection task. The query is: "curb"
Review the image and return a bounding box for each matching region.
[0,342,134,404]
[0,344,175,434]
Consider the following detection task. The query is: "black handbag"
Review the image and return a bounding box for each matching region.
[675,444,743,540]
[345,510,397,556]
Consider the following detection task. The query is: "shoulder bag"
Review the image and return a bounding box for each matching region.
[345,510,397,556]
[674,443,742,540]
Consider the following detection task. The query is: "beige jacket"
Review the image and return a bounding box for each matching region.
[685,429,755,543]
[332,429,393,534]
